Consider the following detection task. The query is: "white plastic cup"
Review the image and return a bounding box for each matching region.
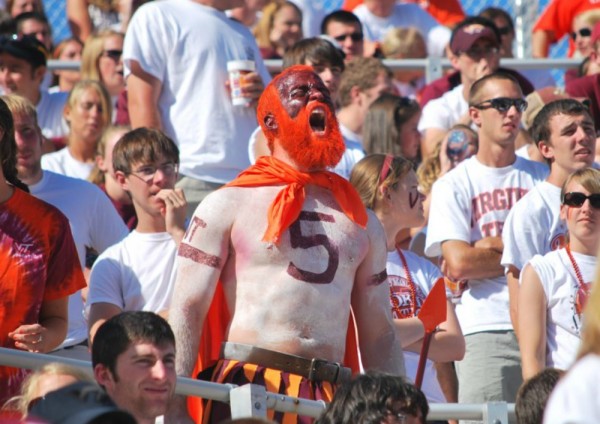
[227,60,256,107]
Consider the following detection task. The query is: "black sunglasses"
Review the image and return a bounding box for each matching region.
[496,26,513,36]
[571,28,592,40]
[101,49,122,61]
[562,192,600,209]
[471,97,528,113]
[333,32,363,42]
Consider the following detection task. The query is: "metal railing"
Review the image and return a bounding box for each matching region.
[49,57,579,86]
[0,347,516,423]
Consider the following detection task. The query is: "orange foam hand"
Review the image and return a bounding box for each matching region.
[417,277,447,333]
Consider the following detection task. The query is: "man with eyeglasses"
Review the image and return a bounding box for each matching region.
[502,98,597,335]
[418,17,534,158]
[425,72,548,416]
[321,10,365,62]
[87,128,187,343]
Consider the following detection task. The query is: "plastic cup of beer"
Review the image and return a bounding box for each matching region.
[227,60,256,107]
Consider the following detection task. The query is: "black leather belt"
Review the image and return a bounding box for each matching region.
[221,342,352,385]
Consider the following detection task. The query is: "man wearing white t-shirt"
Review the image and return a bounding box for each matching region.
[425,72,548,412]
[4,94,128,360]
[123,0,270,217]
[502,99,596,333]
[87,128,187,343]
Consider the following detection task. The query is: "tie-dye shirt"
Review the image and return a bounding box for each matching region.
[0,188,85,404]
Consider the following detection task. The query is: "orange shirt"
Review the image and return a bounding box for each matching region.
[0,189,86,403]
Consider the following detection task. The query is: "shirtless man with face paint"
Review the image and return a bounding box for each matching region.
[167,65,405,424]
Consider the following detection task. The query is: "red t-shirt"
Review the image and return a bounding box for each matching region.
[533,0,600,57]
[0,188,86,403]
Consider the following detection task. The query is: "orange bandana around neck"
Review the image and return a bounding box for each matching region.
[225,156,368,243]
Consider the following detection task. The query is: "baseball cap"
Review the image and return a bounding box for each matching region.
[0,35,47,68]
[450,23,499,55]
[591,21,600,45]
[28,382,136,424]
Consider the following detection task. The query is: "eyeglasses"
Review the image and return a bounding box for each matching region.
[130,162,179,183]
[571,28,592,40]
[461,46,499,59]
[101,49,122,62]
[471,97,528,113]
[333,32,363,42]
[562,192,600,209]
[496,26,513,36]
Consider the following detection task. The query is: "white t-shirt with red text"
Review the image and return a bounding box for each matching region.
[425,156,548,335]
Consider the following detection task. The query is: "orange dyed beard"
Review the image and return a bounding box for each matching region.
[272,101,345,171]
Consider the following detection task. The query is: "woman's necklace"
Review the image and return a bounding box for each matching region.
[566,244,591,316]
[389,247,418,318]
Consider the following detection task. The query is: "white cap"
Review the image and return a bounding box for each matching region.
[227,60,256,72]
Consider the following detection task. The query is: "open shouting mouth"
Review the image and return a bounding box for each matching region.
[309,107,326,134]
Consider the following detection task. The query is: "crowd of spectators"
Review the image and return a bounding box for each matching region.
[0,0,599,423]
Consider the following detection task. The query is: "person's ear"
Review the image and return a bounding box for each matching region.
[469,106,482,127]
[537,140,554,161]
[33,65,46,84]
[115,170,129,190]
[63,104,71,122]
[264,113,278,131]
[559,202,568,222]
[350,85,362,105]
[93,364,115,388]
[96,154,107,172]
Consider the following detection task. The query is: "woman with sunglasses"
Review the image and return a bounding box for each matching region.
[350,154,465,404]
[81,30,124,119]
[519,167,600,380]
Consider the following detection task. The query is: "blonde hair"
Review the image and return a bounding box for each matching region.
[88,125,130,185]
[65,80,112,129]
[253,1,302,50]
[81,30,124,82]
[349,154,414,211]
[3,362,93,416]
[575,9,600,29]
[417,125,478,195]
[1,94,39,127]
[381,27,427,59]
[561,167,600,201]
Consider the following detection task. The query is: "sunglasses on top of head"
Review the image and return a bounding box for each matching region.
[562,192,600,209]
[470,97,528,113]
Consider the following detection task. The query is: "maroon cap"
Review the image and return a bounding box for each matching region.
[450,24,499,54]
[591,21,600,45]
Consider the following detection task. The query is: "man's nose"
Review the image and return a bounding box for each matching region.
[309,88,325,101]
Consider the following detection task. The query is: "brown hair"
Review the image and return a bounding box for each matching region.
[112,127,179,174]
[381,27,427,58]
[350,154,414,211]
[338,57,392,108]
[363,93,421,157]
